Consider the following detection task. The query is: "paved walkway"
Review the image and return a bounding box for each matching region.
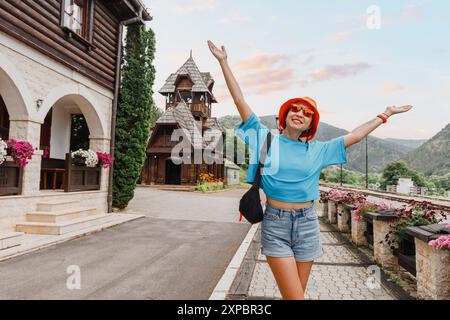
[0,187,251,299]
[246,204,399,300]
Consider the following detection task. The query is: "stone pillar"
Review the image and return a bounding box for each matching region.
[337,204,350,233]
[89,137,111,193]
[9,120,42,195]
[319,201,328,218]
[415,238,450,300]
[351,213,368,246]
[373,219,399,270]
[328,200,337,224]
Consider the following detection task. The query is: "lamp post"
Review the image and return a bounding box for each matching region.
[365,136,368,189]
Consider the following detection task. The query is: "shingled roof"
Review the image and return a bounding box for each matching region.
[155,102,223,151]
[159,56,217,102]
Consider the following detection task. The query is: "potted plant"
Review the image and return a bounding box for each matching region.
[96,152,113,168]
[428,225,450,251]
[0,138,7,166]
[71,149,98,167]
[384,200,447,252]
[5,139,35,167]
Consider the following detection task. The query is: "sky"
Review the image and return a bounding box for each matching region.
[142,0,450,140]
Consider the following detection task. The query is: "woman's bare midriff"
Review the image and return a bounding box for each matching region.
[267,197,314,209]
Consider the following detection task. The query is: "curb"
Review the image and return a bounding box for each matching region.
[209,223,259,300]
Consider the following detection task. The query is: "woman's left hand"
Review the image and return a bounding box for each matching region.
[384,105,413,116]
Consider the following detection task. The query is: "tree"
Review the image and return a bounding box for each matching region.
[113,25,157,209]
[381,160,411,189]
[381,160,433,190]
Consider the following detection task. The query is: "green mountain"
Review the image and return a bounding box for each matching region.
[218,114,430,174]
[384,138,426,150]
[400,124,450,176]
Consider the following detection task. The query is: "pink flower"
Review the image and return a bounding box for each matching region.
[6,139,35,167]
[429,234,450,250]
[96,152,113,168]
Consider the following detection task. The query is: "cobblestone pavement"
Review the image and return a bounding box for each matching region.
[247,214,398,300]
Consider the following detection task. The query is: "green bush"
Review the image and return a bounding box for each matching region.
[113,25,157,209]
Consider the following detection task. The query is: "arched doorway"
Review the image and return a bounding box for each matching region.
[0,95,10,140]
[0,58,32,196]
[38,91,105,191]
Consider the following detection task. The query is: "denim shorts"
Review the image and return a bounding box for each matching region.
[261,201,323,262]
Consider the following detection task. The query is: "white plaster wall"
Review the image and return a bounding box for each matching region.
[397,178,414,195]
[50,106,72,160]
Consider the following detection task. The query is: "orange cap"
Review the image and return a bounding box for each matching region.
[278,97,320,142]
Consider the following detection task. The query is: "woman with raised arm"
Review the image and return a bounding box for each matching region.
[208,40,412,300]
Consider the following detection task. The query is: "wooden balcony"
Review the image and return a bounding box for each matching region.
[0,161,22,196]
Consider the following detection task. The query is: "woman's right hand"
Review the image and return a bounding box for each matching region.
[208,40,227,62]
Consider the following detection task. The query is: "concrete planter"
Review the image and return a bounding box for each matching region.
[327,200,338,224]
[319,201,328,218]
[351,212,368,246]
[364,210,400,270]
[337,204,352,233]
[406,224,450,300]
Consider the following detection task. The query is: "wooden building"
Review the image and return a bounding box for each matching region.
[141,54,225,185]
[0,1,150,238]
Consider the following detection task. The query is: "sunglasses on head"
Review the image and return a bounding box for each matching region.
[290,103,315,117]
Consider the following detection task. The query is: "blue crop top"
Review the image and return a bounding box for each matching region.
[236,113,348,203]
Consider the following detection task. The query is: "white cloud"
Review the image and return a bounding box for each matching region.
[309,63,372,81]
[173,0,218,15]
[327,31,352,44]
[382,83,405,93]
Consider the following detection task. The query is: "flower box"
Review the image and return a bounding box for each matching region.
[405,224,450,300]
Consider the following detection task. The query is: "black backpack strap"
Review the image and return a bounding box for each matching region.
[253,131,272,187]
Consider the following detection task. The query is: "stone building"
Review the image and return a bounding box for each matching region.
[0,1,150,241]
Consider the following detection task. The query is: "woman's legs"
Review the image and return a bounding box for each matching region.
[296,261,314,292]
[266,256,305,300]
